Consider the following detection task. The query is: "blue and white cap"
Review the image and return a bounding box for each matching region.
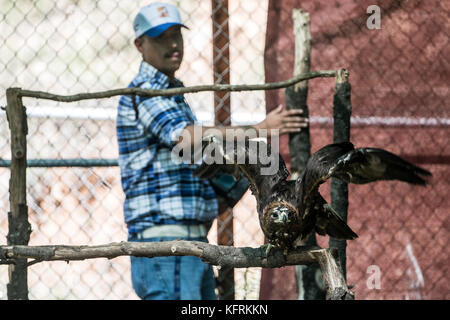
[133,2,188,38]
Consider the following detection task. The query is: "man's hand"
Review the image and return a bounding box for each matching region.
[254,104,309,136]
[177,104,309,149]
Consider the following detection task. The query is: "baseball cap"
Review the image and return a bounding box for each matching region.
[133,2,188,38]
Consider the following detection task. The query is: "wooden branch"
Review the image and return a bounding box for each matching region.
[288,8,327,300]
[329,68,352,279]
[6,88,31,300]
[0,241,353,299]
[310,249,354,300]
[292,9,312,93]
[18,70,336,102]
[287,8,312,181]
[0,241,315,268]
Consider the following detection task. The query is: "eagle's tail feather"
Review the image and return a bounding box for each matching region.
[315,203,358,240]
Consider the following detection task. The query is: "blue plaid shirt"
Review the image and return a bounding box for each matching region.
[116,61,218,234]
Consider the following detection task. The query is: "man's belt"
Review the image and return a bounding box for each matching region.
[138,224,208,239]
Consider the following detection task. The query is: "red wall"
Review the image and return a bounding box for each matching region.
[261,0,449,300]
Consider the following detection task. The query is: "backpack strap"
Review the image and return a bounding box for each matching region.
[131,81,146,121]
[131,94,138,121]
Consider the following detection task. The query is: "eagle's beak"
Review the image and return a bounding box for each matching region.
[279,211,288,223]
[272,211,288,223]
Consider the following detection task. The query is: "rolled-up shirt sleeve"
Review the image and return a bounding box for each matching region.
[138,96,193,148]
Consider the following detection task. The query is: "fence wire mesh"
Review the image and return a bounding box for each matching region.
[261,0,448,300]
[0,0,448,299]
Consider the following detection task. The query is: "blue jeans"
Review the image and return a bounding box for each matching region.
[128,235,217,300]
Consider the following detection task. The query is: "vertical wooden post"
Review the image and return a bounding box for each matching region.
[310,249,354,300]
[5,87,31,300]
[286,9,326,300]
[329,69,352,279]
[211,0,234,300]
[286,9,311,180]
[212,0,231,126]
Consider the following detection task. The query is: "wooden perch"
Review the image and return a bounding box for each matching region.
[329,68,352,279]
[288,8,327,300]
[287,8,312,181]
[18,70,336,102]
[6,87,31,300]
[310,249,354,300]
[0,241,353,299]
[4,68,352,300]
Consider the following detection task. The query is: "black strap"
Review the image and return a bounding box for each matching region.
[131,94,138,121]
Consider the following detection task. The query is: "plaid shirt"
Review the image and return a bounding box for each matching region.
[116,61,218,234]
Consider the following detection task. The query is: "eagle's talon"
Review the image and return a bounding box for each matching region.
[260,243,273,257]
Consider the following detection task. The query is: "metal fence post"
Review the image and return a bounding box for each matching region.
[211,0,234,300]
[5,87,31,300]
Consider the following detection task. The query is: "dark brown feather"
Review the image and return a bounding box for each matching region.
[195,138,431,252]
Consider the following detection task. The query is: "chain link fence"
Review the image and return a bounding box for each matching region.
[0,0,267,300]
[1,0,448,299]
[261,0,449,300]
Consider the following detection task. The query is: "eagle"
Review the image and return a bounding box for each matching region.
[194,136,431,254]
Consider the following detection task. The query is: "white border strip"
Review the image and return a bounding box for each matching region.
[310,116,450,126]
[348,116,449,127]
[236,115,450,127]
[25,106,117,121]
[1,108,449,127]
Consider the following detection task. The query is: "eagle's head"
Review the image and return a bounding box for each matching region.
[261,201,300,250]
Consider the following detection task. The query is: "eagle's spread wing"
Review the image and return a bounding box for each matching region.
[292,141,431,241]
[194,135,289,201]
[298,141,432,205]
[312,194,358,240]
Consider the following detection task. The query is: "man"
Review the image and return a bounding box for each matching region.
[116,2,308,300]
